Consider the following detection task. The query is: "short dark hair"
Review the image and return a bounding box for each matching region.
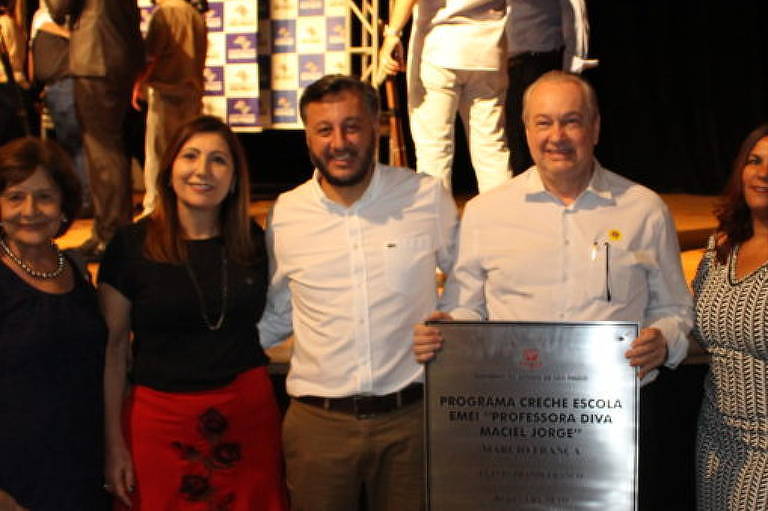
[714,123,768,264]
[299,74,379,124]
[0,137,81,237]
[144,115,255,265]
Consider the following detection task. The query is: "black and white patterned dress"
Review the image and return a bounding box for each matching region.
[692,236,768,510]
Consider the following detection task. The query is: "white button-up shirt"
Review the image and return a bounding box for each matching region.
[259,164,458,398]
[447,161,694,370]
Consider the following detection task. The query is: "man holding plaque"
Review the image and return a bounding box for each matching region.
[259,75,458,511]
[414,71,694,510]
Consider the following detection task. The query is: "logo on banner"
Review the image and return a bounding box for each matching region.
[326,0,346,15]
[271,55,298,90]
[272,91,298,124]
[298,0,324,16]
[272,20,296,53]
[205,2,224,31]
[228,98,259,127]
[202,96,226,120]
[297,18,325,53]
[324,51,349,75]
[271,0,298,20]
[326,18,345,51]
[299,55,324,87]
[520,348,543,369]
[206,32,225,66]
[226,34,258,62]
[203,67,224,95]
[224,0,257,30]
[225,65,259,96]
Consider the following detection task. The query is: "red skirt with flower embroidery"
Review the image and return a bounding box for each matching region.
[118,367,288,511]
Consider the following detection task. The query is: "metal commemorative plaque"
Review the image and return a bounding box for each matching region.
[425,321,639,511]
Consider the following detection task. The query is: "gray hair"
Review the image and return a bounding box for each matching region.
[522,71,599,124]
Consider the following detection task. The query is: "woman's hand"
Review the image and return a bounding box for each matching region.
[105,442,135,507]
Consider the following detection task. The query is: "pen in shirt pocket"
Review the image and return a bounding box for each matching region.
[590,241,611,302]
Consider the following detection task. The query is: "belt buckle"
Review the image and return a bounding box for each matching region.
[353,396,376,419]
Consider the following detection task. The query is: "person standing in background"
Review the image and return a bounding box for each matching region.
[133,0,207,217]
[29,1,91,216]
[376,0,511,194]
[47,0,144,262]
[505,0,596,174]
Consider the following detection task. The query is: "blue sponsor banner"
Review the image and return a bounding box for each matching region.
[272,20,296,54]
[272,90,299,125]
[298,54,324,87]
[298,0,324,17]
[326,17,345,51]
[203,66,225,96]
[206,2,224,32]
[226,33,258,63]
[227,98,260,128]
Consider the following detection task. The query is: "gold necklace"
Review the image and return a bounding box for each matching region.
[184,247,228,331]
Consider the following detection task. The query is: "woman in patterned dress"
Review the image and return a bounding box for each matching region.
[691,123,768,510]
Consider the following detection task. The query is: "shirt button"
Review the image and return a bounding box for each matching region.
[564,239,570,246]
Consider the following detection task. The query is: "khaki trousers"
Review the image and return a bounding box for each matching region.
[283,398,425,511]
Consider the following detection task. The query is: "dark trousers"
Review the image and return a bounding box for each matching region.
[74,77,133,245]
[505,48,563,174]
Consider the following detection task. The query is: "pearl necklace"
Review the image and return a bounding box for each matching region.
[0,236,65,280]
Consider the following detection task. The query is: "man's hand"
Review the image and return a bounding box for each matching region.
[374,35,404,86]
[625,327,668,379]
[413,311,452,363]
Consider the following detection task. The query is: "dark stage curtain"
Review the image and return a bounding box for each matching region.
[587,1,768,194]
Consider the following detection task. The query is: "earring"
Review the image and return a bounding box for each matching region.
[229,181,236,195]
[61,214,68,223]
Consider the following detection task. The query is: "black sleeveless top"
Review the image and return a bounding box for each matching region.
[0,255,107,510]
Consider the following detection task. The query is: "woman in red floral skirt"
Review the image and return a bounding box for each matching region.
[99,115,287,510]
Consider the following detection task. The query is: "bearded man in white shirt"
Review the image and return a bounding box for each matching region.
[414,70,694,511]
[259,74,458,511]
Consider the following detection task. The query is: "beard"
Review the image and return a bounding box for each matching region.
[310,141,376,188]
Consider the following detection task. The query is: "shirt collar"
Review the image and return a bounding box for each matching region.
[310,163,382,211]
[524,159,614,205]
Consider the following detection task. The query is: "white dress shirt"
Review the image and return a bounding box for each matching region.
[506,0,592,73]
[446,161,694,370]
[419,0,509,71]
[259,164,459,398]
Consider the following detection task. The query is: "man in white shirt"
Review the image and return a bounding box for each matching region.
[259,74,458,511]
[506,0,597,174]
[376,0,511,193]
[414,71,694,510]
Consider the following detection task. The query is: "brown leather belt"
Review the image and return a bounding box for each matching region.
[296,383,423,418]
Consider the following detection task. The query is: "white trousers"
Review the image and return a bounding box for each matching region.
[408,59,510,193]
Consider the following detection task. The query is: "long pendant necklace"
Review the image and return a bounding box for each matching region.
[0,236,65,280]
[185,247,228,331]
